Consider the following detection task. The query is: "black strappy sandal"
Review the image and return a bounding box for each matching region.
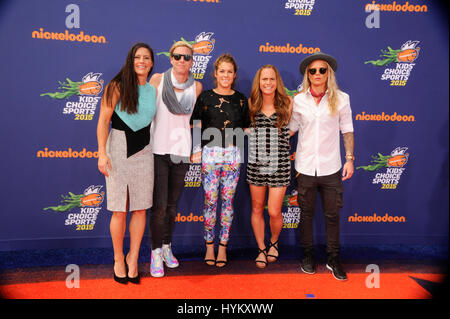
[255,247,268,268]
[267,240,279,262]
[204,241,216,266]
[215,242,228,268]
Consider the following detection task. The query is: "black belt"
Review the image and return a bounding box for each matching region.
[111,111,150,158]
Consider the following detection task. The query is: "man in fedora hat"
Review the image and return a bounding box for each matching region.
[289,52,355,281]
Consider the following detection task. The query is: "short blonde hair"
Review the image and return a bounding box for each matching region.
[169,41,194,56]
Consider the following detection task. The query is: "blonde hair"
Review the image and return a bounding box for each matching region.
[249,65,291,129]
[301,61,340,115]
[169,40,194,56]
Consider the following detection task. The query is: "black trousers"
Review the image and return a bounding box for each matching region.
[150,154,189,249]
[296,171,344,258]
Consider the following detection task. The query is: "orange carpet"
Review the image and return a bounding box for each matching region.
[1,273,443,299]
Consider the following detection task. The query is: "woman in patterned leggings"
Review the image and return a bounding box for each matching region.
[247,65,292,268]
[191,53,249,267]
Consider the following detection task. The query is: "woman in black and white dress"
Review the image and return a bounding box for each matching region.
[247,65,292,268]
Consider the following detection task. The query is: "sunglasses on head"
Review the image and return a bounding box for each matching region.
[308,67,328,75]
[172,53,192,61]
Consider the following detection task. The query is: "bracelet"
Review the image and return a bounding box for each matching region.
[192,144,202,154]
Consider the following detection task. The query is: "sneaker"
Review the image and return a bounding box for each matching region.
[150,248,164,278]
[326,258,347,281]
[300,255,316,274]
[162,243,179,268]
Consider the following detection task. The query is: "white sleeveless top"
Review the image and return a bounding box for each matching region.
[150,73,196,157]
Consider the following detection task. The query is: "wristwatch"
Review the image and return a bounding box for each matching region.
[345,154,355,161]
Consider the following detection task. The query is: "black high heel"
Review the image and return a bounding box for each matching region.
[113,258,128,284]
[255,247,268,269]
[125,255,140,284]
[204,241,216,266]
[267,240,279,262]
[215,242,228,268]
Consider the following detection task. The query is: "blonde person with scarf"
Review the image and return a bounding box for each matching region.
[148,41,202,278]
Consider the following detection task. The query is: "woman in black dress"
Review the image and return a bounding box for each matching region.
[247,65,292,268]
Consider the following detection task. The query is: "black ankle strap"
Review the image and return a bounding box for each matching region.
[268,240,279,251]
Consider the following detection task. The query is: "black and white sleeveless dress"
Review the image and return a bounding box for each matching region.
[246,112,291,187]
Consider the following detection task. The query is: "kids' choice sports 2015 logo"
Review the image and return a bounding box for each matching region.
[365,40,420,86]
[357,147,409,190]
[184,164,202,188]
[284,0,316,16]
[282,190,301,229]
[40,72,104,120]
[44,185,104,230]
[157,32,216,80]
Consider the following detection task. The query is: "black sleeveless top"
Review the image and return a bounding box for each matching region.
[246,112,290,187]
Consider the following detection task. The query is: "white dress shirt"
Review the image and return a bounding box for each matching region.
[288,88,354,177]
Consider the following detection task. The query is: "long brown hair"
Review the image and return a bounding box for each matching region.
[249,65,291,129]
[103,42,154,114]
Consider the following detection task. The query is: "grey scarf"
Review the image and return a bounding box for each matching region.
[162,68,195,114]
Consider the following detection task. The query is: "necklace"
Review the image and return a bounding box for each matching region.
[310,87,326,104]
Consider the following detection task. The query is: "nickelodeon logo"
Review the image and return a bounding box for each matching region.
[45,185,104,212]
[355,111,415,122]
[37,148,99,159]
[32,28,106,44]
[348,213,406,223]
[259,42,320,55]
[365,1,427,13]
[175,212,204,223]
[41,73,104,100]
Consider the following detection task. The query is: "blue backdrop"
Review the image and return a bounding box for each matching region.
[0,0,448,252]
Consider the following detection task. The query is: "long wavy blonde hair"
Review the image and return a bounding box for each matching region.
[300,61,340,115]
[249,65,291,129]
